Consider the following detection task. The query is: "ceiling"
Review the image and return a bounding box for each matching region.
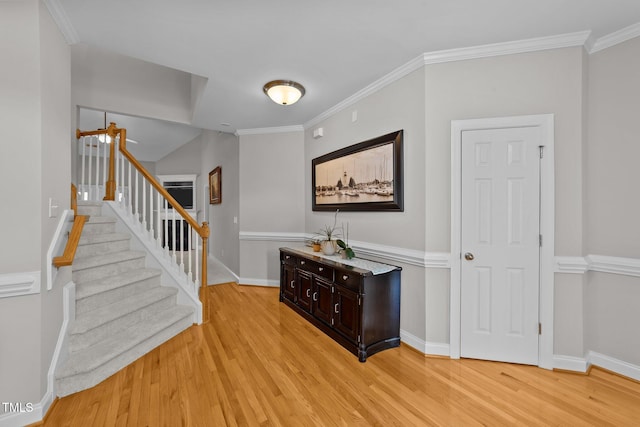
[56,0,640,159]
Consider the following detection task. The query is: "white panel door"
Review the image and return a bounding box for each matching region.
[460,126,540,365]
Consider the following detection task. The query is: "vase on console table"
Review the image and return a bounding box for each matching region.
[321,240,337,255]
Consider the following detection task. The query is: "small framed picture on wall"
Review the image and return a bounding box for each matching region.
[209,166,221,204]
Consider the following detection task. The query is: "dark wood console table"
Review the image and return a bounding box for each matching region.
[279,247,401,362]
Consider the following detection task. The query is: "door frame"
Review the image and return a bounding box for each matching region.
[450,114,555,369]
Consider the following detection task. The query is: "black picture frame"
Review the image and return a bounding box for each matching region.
[312,130,403,212]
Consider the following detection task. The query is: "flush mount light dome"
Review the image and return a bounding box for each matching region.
[263,80,305,105]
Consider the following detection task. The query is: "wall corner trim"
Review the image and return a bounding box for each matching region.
[43,0,80,45]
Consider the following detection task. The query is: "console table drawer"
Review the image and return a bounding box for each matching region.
[282,253,296,265]
[335,270,361,289]
[298,259,334,281]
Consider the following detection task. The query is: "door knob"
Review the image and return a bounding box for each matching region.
[464,252,474,261]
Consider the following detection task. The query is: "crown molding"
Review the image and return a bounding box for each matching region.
[235,125,304,136]
[422,31,591,65]
[304,31,590,130]
[304,55,426,129]
[589,22,640,54]
[43,0,79,45]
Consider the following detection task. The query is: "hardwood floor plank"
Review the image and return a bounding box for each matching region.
[43,283,640,426]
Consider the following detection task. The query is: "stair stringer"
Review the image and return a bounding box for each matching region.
[103,201,203,324]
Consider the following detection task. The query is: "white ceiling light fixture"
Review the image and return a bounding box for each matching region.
[263,80,305,105]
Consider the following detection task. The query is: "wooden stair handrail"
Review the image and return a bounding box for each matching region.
[53,215,87,268]
[71,183,78,218]
[76,123,209,239]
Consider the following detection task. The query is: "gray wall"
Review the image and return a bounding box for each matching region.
[585,36,640,365]
[239,131,306,284]
[201,131,240,274]
[0,0,70,413]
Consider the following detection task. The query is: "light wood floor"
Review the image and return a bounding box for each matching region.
[42,282,640,426]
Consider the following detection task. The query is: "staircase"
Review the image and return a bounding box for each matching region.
[55,201,194,397]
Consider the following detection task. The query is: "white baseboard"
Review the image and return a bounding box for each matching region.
[425,341,451,357]
[208,254,240,283]
[587,351,640,382]
[552,351,640,382]
[238,278,279,287]
[552,354,589,372]
[400,329,450,357]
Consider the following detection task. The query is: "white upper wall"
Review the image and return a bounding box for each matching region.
[586,36,640,257]
[424,47,587,256]
[240,132,305,233]
[71,44,193,125]
[1,0,42,272]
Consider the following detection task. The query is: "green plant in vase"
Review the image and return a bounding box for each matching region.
[315,209,341,255]
[337,222,355,259]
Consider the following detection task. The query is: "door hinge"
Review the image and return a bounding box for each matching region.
[358,295,361,306]
[539,146,544,159]
[357,335,361,343]
[539,234,542,247]
[538,323,542,335]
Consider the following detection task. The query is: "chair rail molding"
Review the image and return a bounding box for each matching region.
[0,271,40,299]
[555,254,640,277]
[239,231,451,268]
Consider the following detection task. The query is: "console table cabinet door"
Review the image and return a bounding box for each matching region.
[297,270,313,313]
[333,285,360,343]
[312,278,333,326]
[282,262,296,302]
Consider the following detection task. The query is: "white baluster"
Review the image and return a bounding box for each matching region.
[156,191,162,248]
[171,208,177,263]
[142,176,147,232]
[87,137,93,200]
[134,169,139,223]
[95,137,101,200]
[148,181,154,239]
[127,162,132,217]
[163,198,169,256]
[80,137,86,200]
[187,224,193,281]
[102,136,107,198]
[115,138,121,205]
[195,231,200,291]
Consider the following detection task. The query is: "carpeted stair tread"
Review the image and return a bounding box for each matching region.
[72,286,178,334]
[75,268,161,301]
[84,215,116,224]
[57,305,194,378]
[72,250,146,273]
[78,232,130,245]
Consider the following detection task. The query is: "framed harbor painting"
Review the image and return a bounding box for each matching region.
[312,130,403,212]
